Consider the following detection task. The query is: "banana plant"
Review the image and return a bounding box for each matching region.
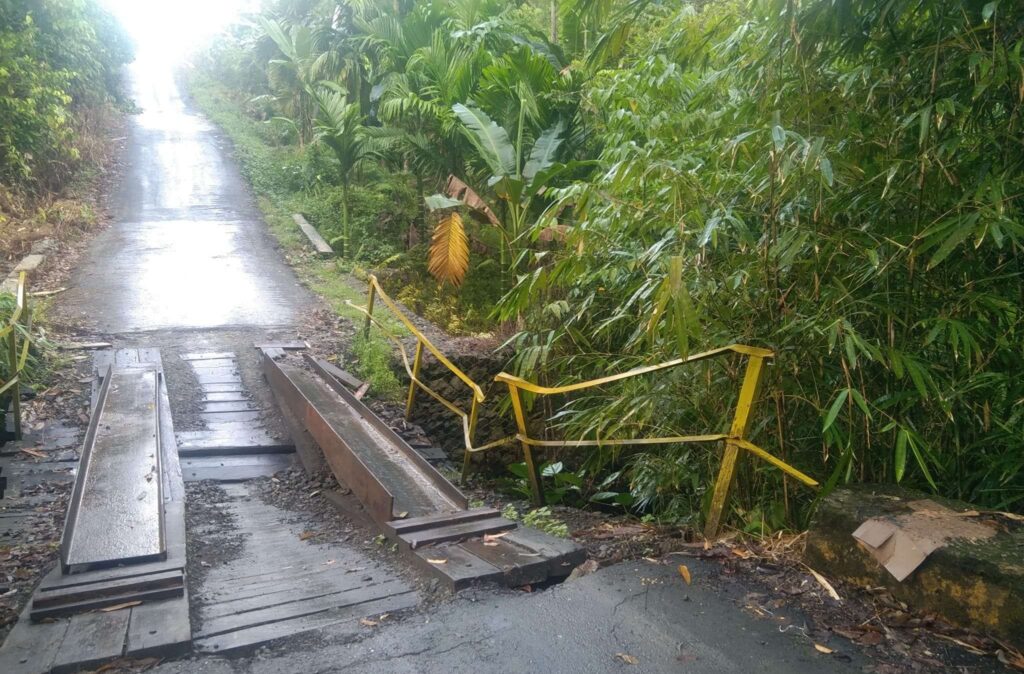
[425,102,584,288]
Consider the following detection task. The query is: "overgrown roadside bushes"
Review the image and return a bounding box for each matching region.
[0,0,133,262]
[192,0,1024,533]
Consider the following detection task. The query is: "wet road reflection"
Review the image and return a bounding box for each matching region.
[63,54,308,332]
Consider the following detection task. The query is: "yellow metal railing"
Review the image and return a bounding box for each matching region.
[348,275,512,465]
[490,345,819,539]
[352,275,816,539]
[0,272,32,440]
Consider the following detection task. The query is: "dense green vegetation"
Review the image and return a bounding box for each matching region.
[196,0,1024,529]
[0,0,132,190]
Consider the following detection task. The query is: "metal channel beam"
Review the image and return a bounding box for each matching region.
[61,367,165,573]
[262,352,397,524]
[304,354,468,510]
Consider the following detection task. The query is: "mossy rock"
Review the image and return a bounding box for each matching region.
[805,484,1024,648]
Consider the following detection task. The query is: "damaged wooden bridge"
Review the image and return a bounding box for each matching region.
[262,347,584,591]
[0,344,583,673]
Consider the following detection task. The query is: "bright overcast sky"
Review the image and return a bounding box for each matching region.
[101,0,258,63]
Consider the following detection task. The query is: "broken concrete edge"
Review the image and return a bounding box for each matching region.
[1,239,53,295]
[804,484,1024,650]
[292,213,334,257]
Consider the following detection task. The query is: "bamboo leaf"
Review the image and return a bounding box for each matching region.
[822,389,849,432]
[427,212,469,287]
[894,429,908,482]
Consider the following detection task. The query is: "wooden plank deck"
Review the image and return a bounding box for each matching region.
[0,349,193,674]
[190,482,418,655]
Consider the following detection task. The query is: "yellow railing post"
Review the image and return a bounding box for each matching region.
[7,328,20,440]
[704,354,767,540]
[461,397,481,482]
[405,340,423,420]
[364,276,377,338]
[2,272,28,441]
[506,382,544,505]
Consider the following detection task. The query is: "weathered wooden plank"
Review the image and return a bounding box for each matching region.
[199,410,263,423]
[411,543,503,591]
[194,592,415,655]
[51,608,130,674]
[202,392,251,403]
[503,526,586,578]
[33,569,182,608]
[32,585,184,621]
[194,374,242,385]
[180,352,236,361]
[182,454,293,482]
[183,358,236,369]
[39,559,185,591]
[386,507,500,537]
[196,383,247,393]
[292,213,334,257]
[0,604,70,674]
[460,537,552,586]
[192,565,357,604]
[176,428,293,456]
[126,593,192,659]
[196,579,411,639]
[311,358,363,390]
[203,401,260,413]
[190,365,240,378]
[201,576,408,621]
[399,516,517,549]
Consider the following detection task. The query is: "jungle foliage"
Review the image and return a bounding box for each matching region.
[0,0,133,190]
[199,0,1024,528]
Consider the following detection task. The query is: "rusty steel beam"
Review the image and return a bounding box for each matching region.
[304,354,468,511]
[262,351,397,525]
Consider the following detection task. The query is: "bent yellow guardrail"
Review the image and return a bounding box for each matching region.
[1,272,32,440]
[351,275,815,539]
[347,275,513,465]
[490,345,818,539]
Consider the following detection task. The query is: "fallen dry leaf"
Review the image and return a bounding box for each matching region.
[678,564,692,585]
[20,447,46,459]
[426,558,447,564]
[804,565,841,602]
[359,618,378,627]
[997,646,1024,671]
[813,643,834,654]
[100,600,142,612]
[614,652,639,665]
[299,530,316,541]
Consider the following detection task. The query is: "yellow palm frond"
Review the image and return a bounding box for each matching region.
[427,211,469,287]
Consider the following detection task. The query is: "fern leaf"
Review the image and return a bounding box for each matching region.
[428,212,470,287]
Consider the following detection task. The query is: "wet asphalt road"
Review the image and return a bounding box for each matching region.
[149,559,861,674]
[59,56,310,334]
[50,59,861,673]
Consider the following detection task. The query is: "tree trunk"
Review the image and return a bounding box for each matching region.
[341,180,351,258]
[550,0,559,43]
